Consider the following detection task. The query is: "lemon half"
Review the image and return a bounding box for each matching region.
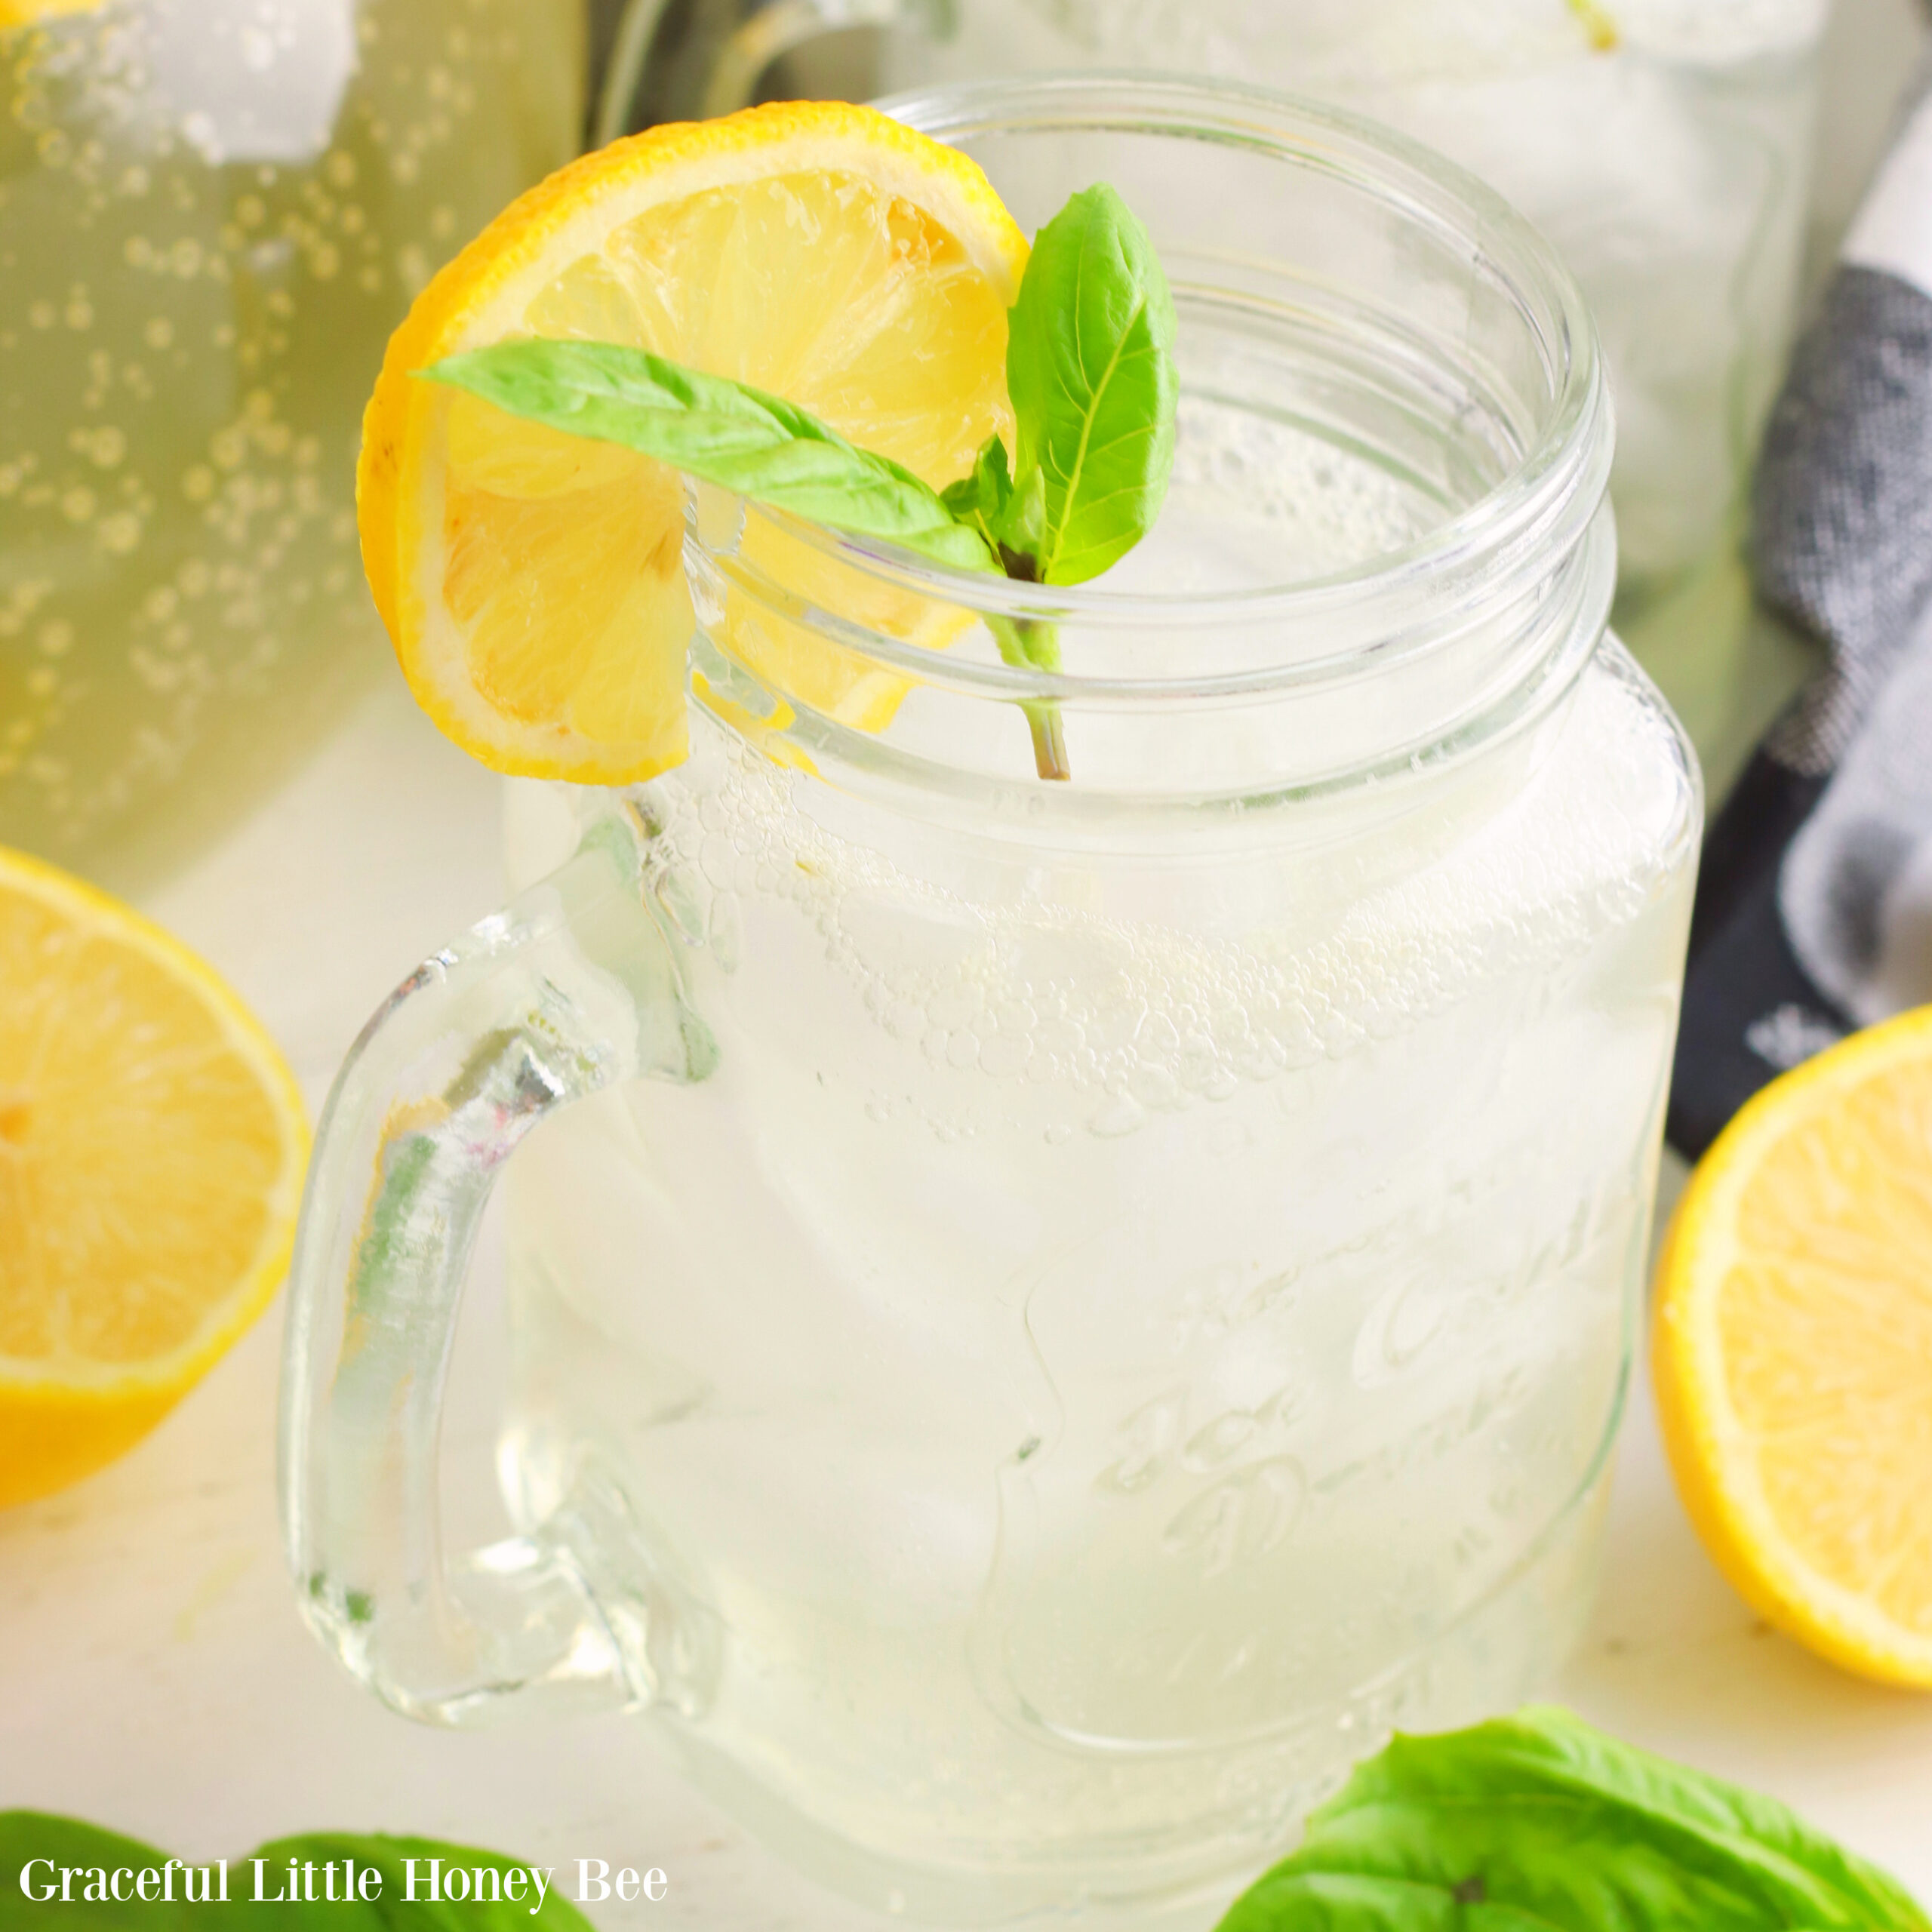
[0,848,307,1509]
[1654,1004,1932,1685]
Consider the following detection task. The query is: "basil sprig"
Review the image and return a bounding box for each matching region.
[421,182,1178,783]
[1219,1706,1928,1930]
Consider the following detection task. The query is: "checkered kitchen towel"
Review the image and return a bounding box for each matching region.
[1668,40,1932,1158]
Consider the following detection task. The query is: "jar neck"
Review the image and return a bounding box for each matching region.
[685,493,1615,842]
[678,76,1617,835]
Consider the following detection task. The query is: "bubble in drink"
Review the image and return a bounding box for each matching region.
[0,0,582,881]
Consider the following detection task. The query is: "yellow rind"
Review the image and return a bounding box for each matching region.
[1652,1003,1932,1686]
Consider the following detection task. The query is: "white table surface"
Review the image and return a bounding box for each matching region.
[4,678,1930,1927]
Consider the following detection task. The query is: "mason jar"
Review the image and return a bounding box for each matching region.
[282,78,1700,1928]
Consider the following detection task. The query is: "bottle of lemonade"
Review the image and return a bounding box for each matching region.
[0,0,585,884]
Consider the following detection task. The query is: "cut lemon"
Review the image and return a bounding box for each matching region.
[359,100,1026,784]
[0,848,308,1509]
[1653,1004,1932,1685]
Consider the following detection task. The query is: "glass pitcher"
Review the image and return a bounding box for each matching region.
[595,0,1829,775]
[0,0,584,886]
[282,78,1700,1928]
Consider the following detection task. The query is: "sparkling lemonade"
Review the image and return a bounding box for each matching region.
[0,0,582,879]
[495,435,1699,1915]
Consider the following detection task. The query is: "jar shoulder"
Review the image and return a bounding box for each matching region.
[1546,632,1704,887]
[507,648,1698,975]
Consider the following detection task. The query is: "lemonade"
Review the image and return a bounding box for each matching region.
[496,641,1697,1914]
[0,0,583,882]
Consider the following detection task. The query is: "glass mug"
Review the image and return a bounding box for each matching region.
[595,0,1829,777]
[0,0,583,887]
[282,80,1700,1927]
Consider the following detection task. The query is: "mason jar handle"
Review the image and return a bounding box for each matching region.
[595,0,956,144]
[278,816,715,1724]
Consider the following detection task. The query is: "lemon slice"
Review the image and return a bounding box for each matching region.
[358,100,1026,784]
[1653,1004,1932,1685]
[0,848,308,1509]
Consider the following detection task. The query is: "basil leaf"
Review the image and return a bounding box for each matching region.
[422,341,998,577]
[1003,182,1177,586]
[940,432,1014,555]
[1217,1707,1929,1932]
[1,1814,187,1931]
[0,1816,597,1932]
[994,466,1048,583]
[254,1834,592,1932]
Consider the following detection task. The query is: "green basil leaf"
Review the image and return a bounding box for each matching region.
[422,341,998,577]
[940,432,1014,555]
[1003,181,1177,586]
[1217,1707,1929,1932]
[993,464,1047,583]
[252,1833,592,1932]
[0,1817,597,1932]
[1,1813,187,1931]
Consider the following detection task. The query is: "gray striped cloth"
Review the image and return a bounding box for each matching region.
[1669,38,1932,1155]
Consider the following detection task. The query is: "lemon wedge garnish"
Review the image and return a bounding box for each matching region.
[358,100,1026,783]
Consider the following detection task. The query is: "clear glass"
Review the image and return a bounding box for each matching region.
[592,0,1827,789]
[0,0,585,888]
[281,79,1700,1929]
[914,2,1824,567]
[885,0,1829,767]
